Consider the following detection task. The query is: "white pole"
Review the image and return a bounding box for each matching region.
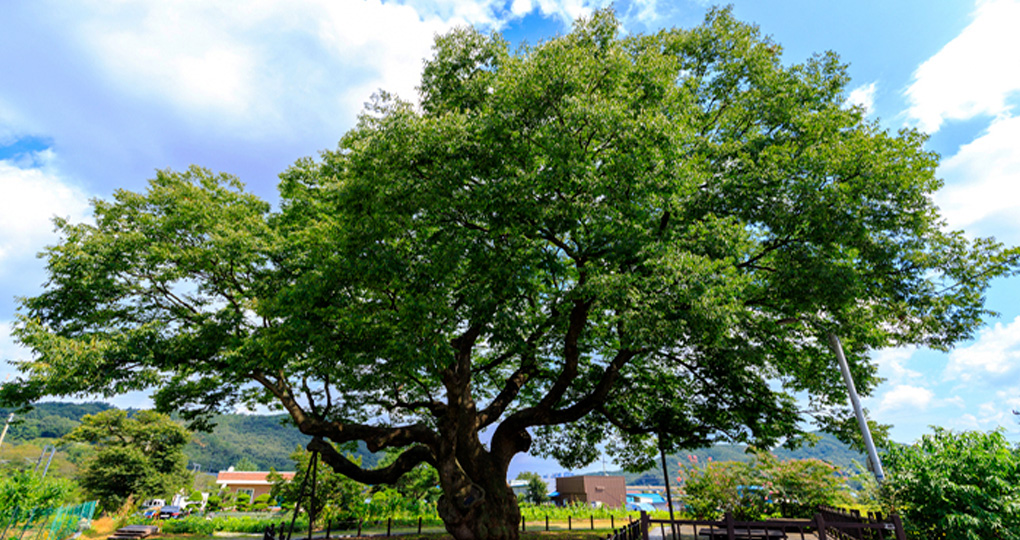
[828,333,885,482]
[0,413,13,452]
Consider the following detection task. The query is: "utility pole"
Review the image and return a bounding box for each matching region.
[828,333,885,483]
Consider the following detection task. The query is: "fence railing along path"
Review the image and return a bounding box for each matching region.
[607,508,905,540]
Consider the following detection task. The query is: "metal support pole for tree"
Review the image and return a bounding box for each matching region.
[309,454,318,540]
[41,445,57,478]
[0,413,13,452]
[659,433,678,540]
[828,333,885,483]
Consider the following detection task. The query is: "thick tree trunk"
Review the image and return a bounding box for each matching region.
[436,462,521,540]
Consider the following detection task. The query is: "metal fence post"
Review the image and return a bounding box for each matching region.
[815,513,827,540]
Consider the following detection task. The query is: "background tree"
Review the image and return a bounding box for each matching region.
[882,428,1020,540]
[515,472,548,505]
[2,8,1017,540]
[270,447,366,524]
[233,457,260,471]
[60,410,191,512]
[379,449,442,511]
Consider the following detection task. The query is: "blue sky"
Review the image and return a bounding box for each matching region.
[2,0,1020,476]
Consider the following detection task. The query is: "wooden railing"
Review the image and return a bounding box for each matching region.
[607,514,646,540]
[611,509,905,540]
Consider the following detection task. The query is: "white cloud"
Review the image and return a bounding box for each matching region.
[870,347,922,384]
[944,315,1020,383]
[624,0,661,26]
[846,82,877,113]
[0,159,91,272]
[0,0,635,193]
[905,0,1020,133]
[73,0,464,129]
[511,0,534,16]
[878,384,934,412]
[935,114,1020,235]
[0,321,32,382]
[946,400,1015,431]
[534,0,611,25]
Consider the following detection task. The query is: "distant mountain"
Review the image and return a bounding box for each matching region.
[0,402,379,473]
[0,401,114,441]
[185,413,380,473]
[621,432,868,485]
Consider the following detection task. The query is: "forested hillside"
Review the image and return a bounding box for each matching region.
[622,432,868,485]
[3,403,862,477]
[0,402,113,441]
[0,402,379,472]
[186,413,380,472]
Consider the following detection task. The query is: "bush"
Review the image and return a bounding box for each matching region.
[137,515,308,534]
[680,459,765,520]
[678,451,851,520]
[882,428,1020,540]
[253,494,271,511]
[206,495,222,512]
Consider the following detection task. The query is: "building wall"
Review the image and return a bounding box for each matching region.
[582,476,626,508]
[554,475,626,508]
[226,483,274,504]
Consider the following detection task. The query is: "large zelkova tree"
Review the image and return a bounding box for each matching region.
[60,410,191,512]
[2,8,1017,540]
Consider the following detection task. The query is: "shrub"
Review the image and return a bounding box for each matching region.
[678,451,851,520]
[882,428,1020,540]
[253,494,272,511]
[680,459,765,520]
[206,495,222,512]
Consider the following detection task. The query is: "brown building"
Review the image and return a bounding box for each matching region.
[215,470,295,504]
[551,475,626,508]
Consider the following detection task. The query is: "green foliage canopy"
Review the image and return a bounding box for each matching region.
[270,447,367,523]
[60,409,191,512]
[2,7,1017,540]
[0,470,77,517]
[882,428,1020,540]
[233,457,260,472]
[678,452,850,520]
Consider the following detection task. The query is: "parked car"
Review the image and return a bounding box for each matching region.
[142,506,162,518]
[158,505,184,519]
